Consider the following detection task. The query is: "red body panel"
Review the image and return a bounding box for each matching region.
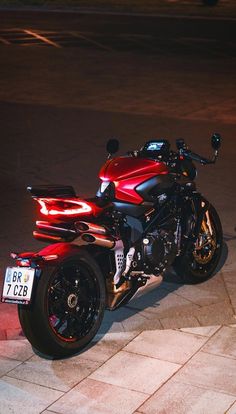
[16,243,82,267]
[99,156,169,204]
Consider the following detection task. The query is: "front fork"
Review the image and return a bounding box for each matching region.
[190,193,210,242]
[178,192,210,255]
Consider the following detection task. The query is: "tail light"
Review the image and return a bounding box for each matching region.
[35,198,93,217]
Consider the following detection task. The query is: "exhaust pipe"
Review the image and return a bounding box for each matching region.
[73,232,115,249]
[33,231,64,243]
[35,220,114,248]
[75,221,107,235]
[36,221,76,236]
[81,233,115,249]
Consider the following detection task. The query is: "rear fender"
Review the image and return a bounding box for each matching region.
[37,242,84,263]
[15,243,85,269]
[14,243,95,307]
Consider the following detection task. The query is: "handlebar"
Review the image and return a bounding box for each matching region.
[176,134,221,165]
[181,149,215,165]
[126,133,221,166]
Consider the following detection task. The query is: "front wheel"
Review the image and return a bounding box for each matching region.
[173,204,222,284]
[18,249,106,358]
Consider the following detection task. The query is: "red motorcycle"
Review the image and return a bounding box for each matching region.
[1,134,222,358]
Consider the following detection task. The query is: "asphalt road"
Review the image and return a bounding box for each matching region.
[0,9,235,236]
[0,9,235,331]
[0,8,235,59]
[1,8,236,38]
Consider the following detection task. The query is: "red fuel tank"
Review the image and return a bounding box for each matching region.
[99,156,169,204]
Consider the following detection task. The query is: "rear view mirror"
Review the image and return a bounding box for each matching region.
[106,139,119,155]
[211,133,221,151]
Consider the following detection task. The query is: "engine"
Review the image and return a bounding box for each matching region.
[141,229,178,275]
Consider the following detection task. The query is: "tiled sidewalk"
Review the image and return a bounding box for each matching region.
[0,325,235,414]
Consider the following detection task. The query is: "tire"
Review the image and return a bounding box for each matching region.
[202,0,218,6]
[18,249,106,358]
[173,204,222,284]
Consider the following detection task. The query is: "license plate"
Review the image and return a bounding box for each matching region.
[1,267,35,304]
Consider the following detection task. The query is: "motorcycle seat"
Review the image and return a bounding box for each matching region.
[27,185,77,198]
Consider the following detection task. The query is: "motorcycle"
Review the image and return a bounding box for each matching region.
[1,134,223,358]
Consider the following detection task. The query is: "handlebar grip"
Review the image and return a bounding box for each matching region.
[184,151,202,163]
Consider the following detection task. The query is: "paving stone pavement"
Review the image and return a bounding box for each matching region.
[0,325,235,414]
[0,243,235,413]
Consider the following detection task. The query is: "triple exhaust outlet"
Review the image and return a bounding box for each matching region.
[34,220,115,248]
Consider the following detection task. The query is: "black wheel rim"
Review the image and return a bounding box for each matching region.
[47,259,100,342]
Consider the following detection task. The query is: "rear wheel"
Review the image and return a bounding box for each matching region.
[174,204,222,284]
[18,250,105,358]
